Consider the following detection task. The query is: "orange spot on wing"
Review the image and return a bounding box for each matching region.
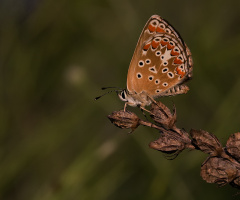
[167,43,174,50]
[151,40,160,49]
[174,57,183,64]
[156,26,165,33]
[171,49,180,56]
[176,67,186,78]
[160,40,168,46]
[143,42,151,50]
[148,24,156,32]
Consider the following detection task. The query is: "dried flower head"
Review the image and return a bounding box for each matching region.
[149,131,185,156]
[108,110,140,133]
[201,157,237,186]
[230,173,240,189]
[190,129,223,156]
[150,101,177,129]
[226,132,240,162]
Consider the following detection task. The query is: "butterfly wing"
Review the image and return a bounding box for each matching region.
[127,15,193,98]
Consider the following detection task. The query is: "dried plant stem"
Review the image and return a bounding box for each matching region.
[139,119,165,131]
[108,101,240,189]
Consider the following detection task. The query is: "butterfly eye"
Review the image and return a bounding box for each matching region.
[118,90,127,102]
[145,59,151,64]
[121,91,126,99]
[138,60,144,67]
[155,51,161,56]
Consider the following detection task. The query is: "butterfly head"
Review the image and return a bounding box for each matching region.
[118,89,152,107]
[118,89,128,102]
[118,89,140,107]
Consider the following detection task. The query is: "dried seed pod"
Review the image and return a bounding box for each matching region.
[149,131,185,156]
[150,101,177,129]
[201,157,237,186]
[190,129,223,156]
[108,110,140,133]
[226,132,240,162]
[230,173,240,189]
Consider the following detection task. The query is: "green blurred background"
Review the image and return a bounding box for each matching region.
[1,0,240,199]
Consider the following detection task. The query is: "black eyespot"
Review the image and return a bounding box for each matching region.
[152,21,157,26]
[162,67,168,73]
[155,51,161,56]
[145,59,151,64]
[168,72,173,77]
[163,82,168,87]
[163,62,168,66]
[149,76,153,81]
[160,24,164,28]
[161,55,164,59]
[150,67,155,72]
[137,73,142,78]
[139,61,144,66]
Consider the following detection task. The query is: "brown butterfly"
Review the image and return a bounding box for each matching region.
[118,15,193,111]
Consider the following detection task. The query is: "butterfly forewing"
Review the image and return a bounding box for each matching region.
[127,15,192,98]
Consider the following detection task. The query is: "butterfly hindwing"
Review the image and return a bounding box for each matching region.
[127,15,192,98]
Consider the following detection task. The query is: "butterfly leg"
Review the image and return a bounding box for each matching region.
[139,106,155,116]
[124,103,127,112]
[138,106,148,120]
[145,95,169,117]
[147,95,158,106]
[123,103,134,114]
[140,106,150,114]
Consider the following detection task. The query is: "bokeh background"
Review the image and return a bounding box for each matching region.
[1,0,240,199]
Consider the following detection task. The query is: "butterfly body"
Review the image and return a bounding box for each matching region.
[119,15,193,109]
[119,89,152,107]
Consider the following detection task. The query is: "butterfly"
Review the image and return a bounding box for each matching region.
[118,15,193,111]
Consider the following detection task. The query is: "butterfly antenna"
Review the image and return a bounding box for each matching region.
[101,86,123,90]
[95,89,122,100]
